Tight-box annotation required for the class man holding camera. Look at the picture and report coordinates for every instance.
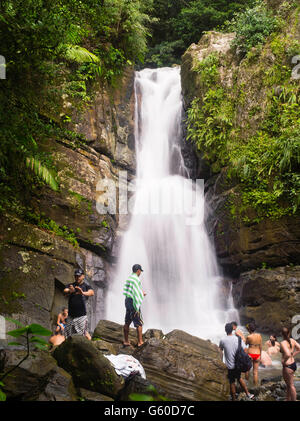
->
[63,268,94,340]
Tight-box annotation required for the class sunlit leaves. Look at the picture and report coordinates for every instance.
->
[26,157,59,191]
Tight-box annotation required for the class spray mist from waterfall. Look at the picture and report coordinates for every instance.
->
[105,67,238,342]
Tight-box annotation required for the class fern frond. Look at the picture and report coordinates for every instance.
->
[26,157,59,191]
[64,45,100,63]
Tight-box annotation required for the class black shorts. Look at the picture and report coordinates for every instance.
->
[228,368,241,384]
[125,297,143,328]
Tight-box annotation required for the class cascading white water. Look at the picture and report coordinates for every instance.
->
[106,67,238,342]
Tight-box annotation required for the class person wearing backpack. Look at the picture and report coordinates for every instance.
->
[219,323,254,401]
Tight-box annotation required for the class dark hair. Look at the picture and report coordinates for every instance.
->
[231,321,238,327]
[282,327,292,349]
[225,323,233,335]
[246,322,256,333]
[270,334,277,346]
[62,307,68,312]
[132,264,143,273]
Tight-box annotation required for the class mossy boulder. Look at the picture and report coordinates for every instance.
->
[53,335,124,398]
[92,320,229,401]
[93,319,139,347]
[2,349,77,401]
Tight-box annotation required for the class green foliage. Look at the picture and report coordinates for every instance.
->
[194,52,220,87]
[129,385,168,401]
[0,291,26,310]
[228,0,279,55]
[145,0,251,66]
[286,39,300,60]
[187,87,233,172]
[63,45,100,64]
[101,220,109,229]
[0,319,52,399]
[26,157,59,191]
[25,212,79,247]
[187,21,300,223]
[0,381,6,401]
[0,0,152,211]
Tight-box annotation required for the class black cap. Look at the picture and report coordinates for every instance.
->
[74,268,84,277]
[132,264,143,273]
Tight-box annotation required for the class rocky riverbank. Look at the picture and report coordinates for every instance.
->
[1,320,297,401]
[1,320,230,401]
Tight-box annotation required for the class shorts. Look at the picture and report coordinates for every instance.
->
[55,323,66,335]
[64,315,88,338]
[228,368,242,384]
[125,297,143,328]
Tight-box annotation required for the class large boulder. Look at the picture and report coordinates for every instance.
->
[1,349,77,401]
[92,320,229,401]
[53,335,124,398]
[232,265,300,334]
[78,388,114,401]
[93,319,139,347]
[117,375,164,401]
[132,331,228,401]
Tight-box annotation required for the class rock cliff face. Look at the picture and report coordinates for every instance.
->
[0,69,136,336]
[233,265,300,334]
[181,5,300,332]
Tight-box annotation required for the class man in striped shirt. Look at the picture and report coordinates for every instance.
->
[123,264,146,348]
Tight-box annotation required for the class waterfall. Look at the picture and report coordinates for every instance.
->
[106,67,238,342]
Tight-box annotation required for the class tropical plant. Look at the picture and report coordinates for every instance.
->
[229,0,279,54]
[26,157,59,191]
[144,0,251,66]
[0,0,152,213]
[62,45,100,64]
[0,318,52,401]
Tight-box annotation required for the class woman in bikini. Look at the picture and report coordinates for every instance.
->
[280,327,300,401]
[245,322,262,386]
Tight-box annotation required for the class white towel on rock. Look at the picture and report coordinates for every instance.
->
[104,354,146,379]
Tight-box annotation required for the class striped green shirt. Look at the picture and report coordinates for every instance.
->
[123,273,144,311]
